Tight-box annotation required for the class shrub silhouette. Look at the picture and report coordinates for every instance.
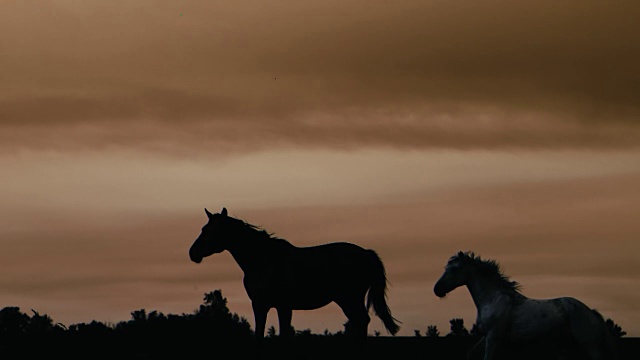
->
[267,325,277,337]
[68,320,113,336]
[0,306,65,338]
[426,325,440,337]
[0,307,30,336]
[447,318,469,337]
[111,289,252,341]
[606,318,627,338]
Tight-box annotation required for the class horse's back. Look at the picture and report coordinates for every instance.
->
[294,242,374,277]
[300,241,368,254]
[507,296,616,359]
[556,297,604,328]
[539,296,605,337]
[296,242,371,265]
[251,242,377,307]
[509,297,569,339]
[509,297,601,336]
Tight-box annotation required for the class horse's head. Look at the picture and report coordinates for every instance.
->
[189,207,232,263]
[434,251,472,298]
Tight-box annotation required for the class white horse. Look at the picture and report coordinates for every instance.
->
[434,251,618,360]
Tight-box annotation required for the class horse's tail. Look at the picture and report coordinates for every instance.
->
[366,249,401,335]
[592,309,620,360]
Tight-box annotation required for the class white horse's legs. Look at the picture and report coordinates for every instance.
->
[483,333,500,360]
[467,336,485,360]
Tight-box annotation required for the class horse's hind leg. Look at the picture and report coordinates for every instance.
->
[276,307,294,337]
[567,311,608,359]
[577,341,607,360]
[579,345,604,360]
[336,298,370,337]
[252,301,269,339]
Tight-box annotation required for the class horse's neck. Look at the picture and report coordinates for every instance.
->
[466,271,511,310]
[227,246,253,273]
[225,229,269,274]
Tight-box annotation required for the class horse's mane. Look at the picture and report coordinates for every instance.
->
[458,251,522,293]
[227,216,294,248]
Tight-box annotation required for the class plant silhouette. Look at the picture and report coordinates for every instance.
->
[189,207,401,338]
[447,318,470,337]
[0,295,634,360]
[426,325,440,338]
[606,319,627,338]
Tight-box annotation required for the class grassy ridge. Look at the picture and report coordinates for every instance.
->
[1,335,637,359]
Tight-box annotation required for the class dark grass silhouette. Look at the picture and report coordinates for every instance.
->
[0,291,254,359]
[434,251,620,360]
[189,207,400,338]
[0,297,635,360]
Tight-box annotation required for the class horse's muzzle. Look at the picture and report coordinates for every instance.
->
[434,284,447,298]
[189,249,202,263]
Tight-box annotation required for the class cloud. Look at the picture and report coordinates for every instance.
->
[1,0,639,153]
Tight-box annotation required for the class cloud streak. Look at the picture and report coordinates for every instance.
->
[1,1,639,153]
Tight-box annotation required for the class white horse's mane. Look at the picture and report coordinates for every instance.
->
[456,251,522,293]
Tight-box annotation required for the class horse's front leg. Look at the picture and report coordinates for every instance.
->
[276,307,294,337]
[483,333,500,360]
[252,301,269,338]
[467,336,486,360]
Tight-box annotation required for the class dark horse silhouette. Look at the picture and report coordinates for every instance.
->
[189,207,400,338]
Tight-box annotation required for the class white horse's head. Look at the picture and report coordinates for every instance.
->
[434,251,472,298]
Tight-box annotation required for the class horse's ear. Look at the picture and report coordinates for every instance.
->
[205,208,214,219]
[221,207,228,217]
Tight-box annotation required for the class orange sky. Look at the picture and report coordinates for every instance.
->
[1,1,639,336]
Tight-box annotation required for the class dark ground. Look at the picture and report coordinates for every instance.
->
[1,335,637,360]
